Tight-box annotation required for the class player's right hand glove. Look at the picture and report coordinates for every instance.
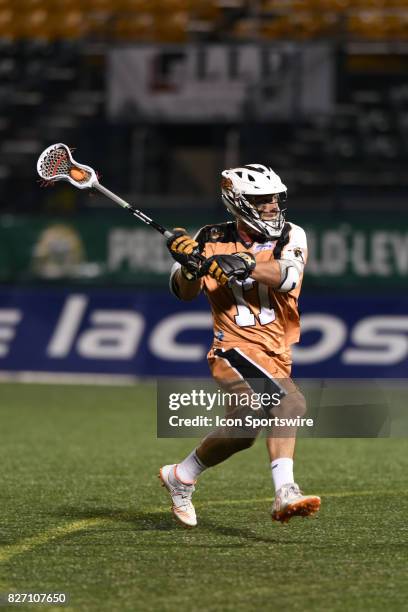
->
[166,228,202,281]
[201,252,256,286]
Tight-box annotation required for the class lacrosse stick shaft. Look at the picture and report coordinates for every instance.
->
[95,182,206,268]
[94,183,172,239]
[36,142,206,270]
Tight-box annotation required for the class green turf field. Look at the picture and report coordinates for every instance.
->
[0,383,407,612]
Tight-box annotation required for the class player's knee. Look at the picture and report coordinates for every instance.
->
[280,391,307,418]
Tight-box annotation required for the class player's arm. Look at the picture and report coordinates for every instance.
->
[170,263,203,301]
[252,224,307,292]
[202,224,307,292]
[200,251,303,292]
[251,259,303,292]
[167,228,204,301]
[250,260,281,287]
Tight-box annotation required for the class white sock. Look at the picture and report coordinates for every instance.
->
[271,457,294,492]
[176,450,207,484]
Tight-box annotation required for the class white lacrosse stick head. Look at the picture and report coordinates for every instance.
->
[37,143,98,190]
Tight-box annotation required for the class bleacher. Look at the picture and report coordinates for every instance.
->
[0,1,408,42]
[1,1,408,212]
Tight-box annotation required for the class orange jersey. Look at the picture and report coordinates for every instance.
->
[170,221,307,354]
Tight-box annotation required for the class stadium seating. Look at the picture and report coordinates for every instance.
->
[1,2,408,212]
[0,0,407,42]
[0,0,221,42]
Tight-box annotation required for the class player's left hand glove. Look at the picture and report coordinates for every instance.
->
[201,252,256,286]
[166,228,202,280]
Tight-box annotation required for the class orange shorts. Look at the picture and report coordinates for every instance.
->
[207,344,294,405]
[208,345,292,380]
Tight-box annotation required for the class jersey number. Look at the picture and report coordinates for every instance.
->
[231,279,275,327]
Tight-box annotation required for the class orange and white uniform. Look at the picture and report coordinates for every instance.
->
[170,220,307,391]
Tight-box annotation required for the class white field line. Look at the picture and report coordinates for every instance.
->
[0,371,145,386]
[0,518,111,564]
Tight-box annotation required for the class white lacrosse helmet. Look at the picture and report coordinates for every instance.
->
[221,164,287,239]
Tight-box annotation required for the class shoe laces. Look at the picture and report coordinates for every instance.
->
[180,483,195,500]
[172,476,195,500]
[287,483,302,496]
[180,482,195,498]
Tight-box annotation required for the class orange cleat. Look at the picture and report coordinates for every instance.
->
[272,483,321,524]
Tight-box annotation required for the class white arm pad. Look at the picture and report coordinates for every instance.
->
[169,262,182,299]
[277,259,301,292]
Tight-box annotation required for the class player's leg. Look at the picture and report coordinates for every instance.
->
[160,389,262,527]
[159,349,265,527]
[160,416,259,526]
[265,351,321,522]
[267,407,320,523]
[267,372,301,495]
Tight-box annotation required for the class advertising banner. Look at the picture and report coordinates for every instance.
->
[1,215,408,289]
[1,288,408,378]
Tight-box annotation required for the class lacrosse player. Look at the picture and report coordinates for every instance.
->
[160,164,320,527]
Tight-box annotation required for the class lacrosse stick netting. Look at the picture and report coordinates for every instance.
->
[36,143,175,239]
[37,143,98,189]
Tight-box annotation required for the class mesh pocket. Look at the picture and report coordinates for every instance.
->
[39,146,71,178]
